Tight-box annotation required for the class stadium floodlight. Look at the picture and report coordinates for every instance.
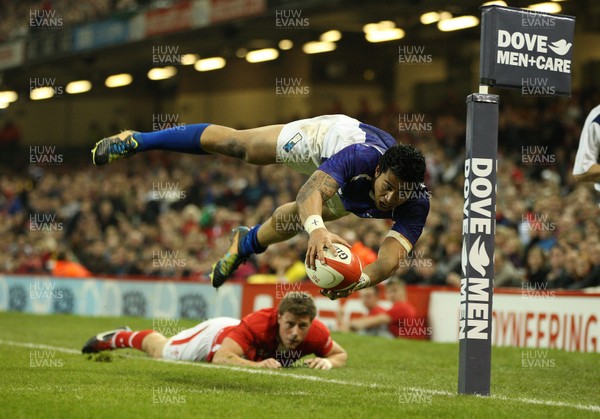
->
[105,73,133,88]
[365,28,405,43]
[194,57,226,72]
[278,39,293,50]
[246,48,279,63]
[66,80,92,94]
[320,30,342,42]
[181,54,198,65]
[422,11,453,24]
[437,15,480,31]
[0,101,8,109]
[147,66,177,80]
[420,12,441,24]
[527,2,562,13]
[363,20,395,33]
[30,87,55,100]
[302,41,337,54]
[0,90,18,103]
[364,20,405,43]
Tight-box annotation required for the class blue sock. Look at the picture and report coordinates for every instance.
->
[133,123,211,154]
[239,225,267,258]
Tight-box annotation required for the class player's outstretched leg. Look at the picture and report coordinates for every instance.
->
[82,327,166,358]
[210,202,341,288]
[210,226,252,288]
[91,123,283,166]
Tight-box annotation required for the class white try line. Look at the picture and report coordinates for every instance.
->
[1,339,599,413]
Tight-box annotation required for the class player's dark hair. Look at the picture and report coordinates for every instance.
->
[278,292,317,320]
[379,144,426,183]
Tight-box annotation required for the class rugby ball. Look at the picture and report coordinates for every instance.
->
[305,244,362,291]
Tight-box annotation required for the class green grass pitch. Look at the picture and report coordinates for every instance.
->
[0,312,598,418]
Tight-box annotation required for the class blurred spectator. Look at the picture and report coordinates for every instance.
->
[348,277,420,339]
[49,251,92,277]
[338,286,389,337]
[248,241,306,284]
[568,252,600,290]
[546,245,572,289]
[494,249,523,288]
[524,246,549,286]
[0,121,22,149]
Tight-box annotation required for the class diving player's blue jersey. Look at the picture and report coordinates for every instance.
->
[318,123,430,251]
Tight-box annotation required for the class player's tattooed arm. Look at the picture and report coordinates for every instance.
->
[296,170,339,222]
[297,169,339,204]
[297,170,348,268]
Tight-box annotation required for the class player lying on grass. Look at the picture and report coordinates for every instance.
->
[91,115,430,299]
[82,292,347,369]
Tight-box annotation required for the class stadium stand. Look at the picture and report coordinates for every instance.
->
[1,96,599,289]
[0,0,599,291]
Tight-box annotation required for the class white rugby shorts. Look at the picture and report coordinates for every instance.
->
[162,317,241,362]
[276,114,367,217]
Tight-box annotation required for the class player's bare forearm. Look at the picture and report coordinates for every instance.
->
[212,338,281,369]
[362,237,406,286]
[213,349,282,369]
[574,164,600,182]
[363,258,398,286]
[312,341,347,369]
[296,170,339,222]
[211,348,256,367]
[324,352,347,368]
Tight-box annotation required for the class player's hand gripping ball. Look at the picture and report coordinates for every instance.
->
[305,244,362,291]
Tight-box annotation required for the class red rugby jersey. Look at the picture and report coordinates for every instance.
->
[207,308,333,366]
[386,301,418,338]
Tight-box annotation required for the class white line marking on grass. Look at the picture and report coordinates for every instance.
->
[151,357,386,388]
[483,395,600,413]
[0,340,80,355]
[1,339,599,413]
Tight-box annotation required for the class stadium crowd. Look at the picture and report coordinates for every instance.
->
[1,89,600,290]
[0,0,146,42]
